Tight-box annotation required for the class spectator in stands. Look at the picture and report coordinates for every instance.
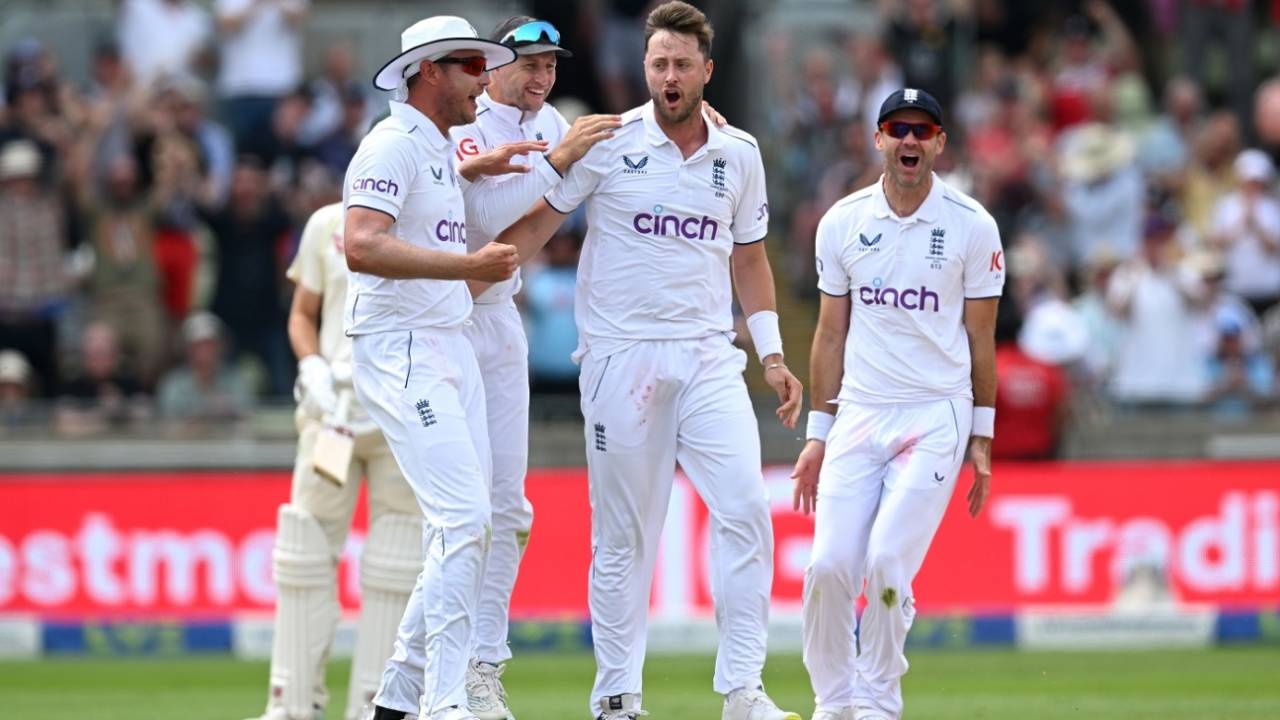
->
[55,321,149,436]
[0,140,70,397]
[239,86,314,193]
[299,43,372,147]
[1107,212,1209,406]
[69,150,169,388]
[590,0,651,113]
[214,0,308,149]
[310,83,367,179]
[1059,122,1146,270]
[1073,248,1124,388]
[157,311,253,428]
[993,310,1073,460]
[1205,315,1275,419]
[1,43,72,181]
[1209,149,1280,318]
[0,348,39,433]
[524,230,583,394]
[117,0,211,87]
[1138,76,1204,192]
[162,73,235,207]
[203,155,293,396]
[839,32,900,145]
[883,0,960,117]
[1183,110,1241,240]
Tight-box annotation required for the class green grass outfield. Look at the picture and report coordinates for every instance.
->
[2,648,1279,719]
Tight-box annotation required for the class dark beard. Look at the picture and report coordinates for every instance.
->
[653,90,702,124]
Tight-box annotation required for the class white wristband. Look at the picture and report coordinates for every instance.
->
[746,310,784,362]
[806,410,835,442]
[972,406,995,438]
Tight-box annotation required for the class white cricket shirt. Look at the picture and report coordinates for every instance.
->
[450,92,570,304]
[343,101,471,335]
[544,102,770,361]
[815,174,1004,404]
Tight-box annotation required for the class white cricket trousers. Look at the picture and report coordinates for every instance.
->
[353,328,494,718]
[463,300,534,665]
[802,398,972,719]
[579,335,775,709]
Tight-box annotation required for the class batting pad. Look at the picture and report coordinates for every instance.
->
[269,504,340,719]
[345,512,422,720]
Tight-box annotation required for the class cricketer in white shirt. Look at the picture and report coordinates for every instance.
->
[792,87,1002,720]
[493,22,803,714]
[522,98,800,717]
[338,18,521,717]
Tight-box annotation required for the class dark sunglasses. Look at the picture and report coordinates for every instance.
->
[879,121,942,140]
[502,20,561,47]
[434,55,489,77]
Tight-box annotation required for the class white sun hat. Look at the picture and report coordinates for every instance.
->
[373,15,517,92]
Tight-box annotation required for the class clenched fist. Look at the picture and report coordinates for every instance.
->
[466,242,519,282]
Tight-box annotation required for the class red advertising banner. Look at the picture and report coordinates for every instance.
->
[1,462,1276,618]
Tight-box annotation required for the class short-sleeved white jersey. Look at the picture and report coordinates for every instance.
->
[815,174,1004,404]
[343,101,471,335]
[287,202,350,365]
[450,92,570,304]
[544,102,770,361]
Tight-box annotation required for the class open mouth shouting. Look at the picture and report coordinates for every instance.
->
[899,151,922,174]
[663,86,682,110]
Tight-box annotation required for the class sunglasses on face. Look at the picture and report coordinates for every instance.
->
[879,121,942,140]
[434,55,488,77]
[502,20,561,47]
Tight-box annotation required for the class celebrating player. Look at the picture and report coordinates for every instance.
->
[341,16,519,720]
[791,88,1003,720]
[493,3,803,718]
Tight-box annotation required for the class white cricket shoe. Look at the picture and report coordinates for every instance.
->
[810,708,854,720]
[853,706,894,720]
[594,693,647,719]
[722,687,801,720]
[466,659,515,720]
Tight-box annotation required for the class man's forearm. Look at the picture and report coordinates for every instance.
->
[809,328,845,415]
[969,334,997,409]
[731,247,778,316]
[348,231,472,280]
[287,313,320,360]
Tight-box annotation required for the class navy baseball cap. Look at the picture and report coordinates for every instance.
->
[877,88,943,126]
[492,16,572,57]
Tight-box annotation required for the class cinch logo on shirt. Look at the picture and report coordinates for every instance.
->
[435,218,466,244]
[632,206,719,241]
[351,177,400,196]
[858,280,940,312]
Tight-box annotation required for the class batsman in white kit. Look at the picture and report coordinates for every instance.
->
[496,3,803,718]
[791,88,1002,720]
[340,16,521,720]
[245,202,422,720]
[365,15,620,720]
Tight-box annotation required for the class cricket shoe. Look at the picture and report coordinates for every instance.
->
[594,693,647,719]
[853,706,894,720]
[722,687,801,720]
[466,659,515,720]
[810,708,854,720]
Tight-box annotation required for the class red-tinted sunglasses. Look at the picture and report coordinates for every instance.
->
[435,56,488,77]
[879,121,942,140]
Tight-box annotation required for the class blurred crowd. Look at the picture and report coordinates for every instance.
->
[4,0,1280,445]
[764,0,1280,457]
